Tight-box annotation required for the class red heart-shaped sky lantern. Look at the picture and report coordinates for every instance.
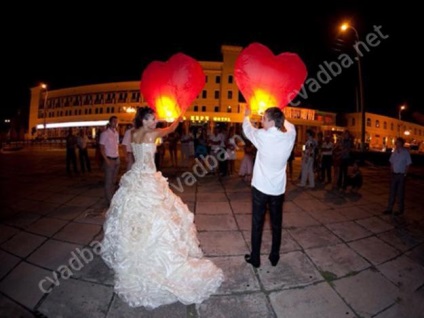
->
[140,53,205,121]
[234,42,307,115]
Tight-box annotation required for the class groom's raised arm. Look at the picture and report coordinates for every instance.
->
[242,115,259,148]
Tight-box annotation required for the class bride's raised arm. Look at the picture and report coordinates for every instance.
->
[155,116,182,139]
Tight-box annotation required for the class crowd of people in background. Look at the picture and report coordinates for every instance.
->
[64,116,413,217]
[65,120,362,195]
[296,128,363,194]
[65,127,92,175]
[65,118,255,184]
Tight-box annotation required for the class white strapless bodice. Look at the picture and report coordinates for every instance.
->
[131,142,157,173]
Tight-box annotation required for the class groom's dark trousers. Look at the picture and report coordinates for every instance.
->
[250,187,285,265]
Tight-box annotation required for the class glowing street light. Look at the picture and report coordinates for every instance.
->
[399,104,406,121]
[41,83,48,138]
[340,22,365,151]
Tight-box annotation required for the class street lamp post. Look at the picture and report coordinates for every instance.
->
[398,104,406,121]
[340,23,365,152]
[41,83,48,139]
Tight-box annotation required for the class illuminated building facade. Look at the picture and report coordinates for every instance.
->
[28,45,422,151]
[345,112,424,150]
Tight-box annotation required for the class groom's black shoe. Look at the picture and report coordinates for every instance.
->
[268,255,280,267]
[244,254,260,268]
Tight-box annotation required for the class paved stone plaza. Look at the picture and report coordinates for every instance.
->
[0,146,423,317]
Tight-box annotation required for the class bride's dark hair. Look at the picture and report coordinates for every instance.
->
[135,106,155,129]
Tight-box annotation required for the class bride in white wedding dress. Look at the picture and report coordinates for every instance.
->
[101,106,224,309]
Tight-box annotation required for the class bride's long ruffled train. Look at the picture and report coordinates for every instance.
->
[101,143,224,309]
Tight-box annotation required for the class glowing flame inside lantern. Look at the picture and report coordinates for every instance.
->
[249,89,278,115]
[155,96,181,122]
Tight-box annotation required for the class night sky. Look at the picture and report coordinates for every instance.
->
[4,2,422,125]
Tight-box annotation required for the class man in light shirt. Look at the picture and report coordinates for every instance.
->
[243,107,296,268]
[100,116,120,207]
[121,123,135,172]
[383,137,412,216]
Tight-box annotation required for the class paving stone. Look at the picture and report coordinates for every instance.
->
[377,255,424,292]
[176,191,195,204]
[355,216,394,234]
[326,220,373,242]
[0,262,52,309]
[196,192,228,202]
[27,217,68,237]
[257,251,322,290]
[66,195,101,207]
[289,226,342,249]
[196,201,232,215]
[337,206,372,220]
[0,224,19,244]
[360,203,387,216]
[72,254,114,286]
[283,211,320,228]
[294,199,331,213]
[212,256,260,294]
[195,214,237,231]
[333,269,399,318]
[0,294,34,318]
[282,201,304,213]
[197,293,274,318]
[406,244,424,267]
[53,222,102,245]
[377,229,421,252]
[270,282,354,318]
[307,209,350,224]
[44,193,76,204]
[226,191,252,201]
[196,183,225,194]
[306,243,370,278]
[223,179,251,192]
[348,236,400,265]
[37,277,113,317]
[73,208,106,225]
[229,201,251,214]
[0,250,21,280]
[3,212,41,229]
[47,205,85,220]
[198,231,247,256]
[1,231,46,258]
[27,239,82,270]
[107,294,189,318]
[11,199,44,214]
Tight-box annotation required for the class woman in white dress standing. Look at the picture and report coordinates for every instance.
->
[101,106,224,309]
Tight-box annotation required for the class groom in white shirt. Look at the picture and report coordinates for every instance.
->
[243,107,296,268]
